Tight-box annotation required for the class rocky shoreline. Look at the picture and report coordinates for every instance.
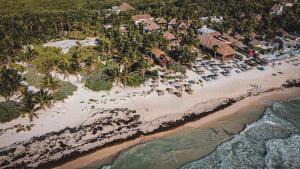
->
[0,80,299,169]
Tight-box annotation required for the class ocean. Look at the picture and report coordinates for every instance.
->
[95,97,300,169]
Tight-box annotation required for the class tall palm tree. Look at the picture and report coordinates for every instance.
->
[139,60,150,80]
[0,68,23,101]
[41,74,60,94]
[58,55,70,80]
[34,89,53,110]
[49,56,61,77]
[22,46,37,64]
[21,89,37,122]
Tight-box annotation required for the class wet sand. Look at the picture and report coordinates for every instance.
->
[56,88,300,169]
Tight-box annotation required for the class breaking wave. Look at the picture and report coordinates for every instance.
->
[180,97,300,169]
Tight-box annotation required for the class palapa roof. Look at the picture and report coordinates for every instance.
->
[233,33,244,40]
[158,17,167,24]
[168,18,177,25]
[143,19,160,31]
[163,31,176,40]
[132,14,152,22]
[118,2,135,12]
[151,48,168,59]
[255,14,262,21]
[221,34,239,43]
[197,35,235,56]
[177,22,188,29]
[271,3,281,11]
[209,32,221,37]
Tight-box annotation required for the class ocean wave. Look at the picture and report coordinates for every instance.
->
[180,99,300,169]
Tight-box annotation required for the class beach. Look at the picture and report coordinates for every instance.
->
[0,55,300,168]
[55,87,300,169]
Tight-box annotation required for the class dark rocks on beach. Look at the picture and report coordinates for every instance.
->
[282,79,300,88]
[1,86,297,169]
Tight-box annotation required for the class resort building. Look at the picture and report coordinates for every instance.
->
[150,48,173,67]
[197,35,235,60]
[111,2,135,14]
[168,18,177,30]
[163,31,179,49]
[197,25,221,37]
[157,17,167,28]
[118,2,135,12]
[270,3,284,15]
[255,14,263,22]
[177,22,188,34]
[132,14,153,25]
[200,16,224,23]
[142,19,160,33]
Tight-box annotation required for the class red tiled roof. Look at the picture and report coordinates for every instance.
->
[132,14,152,22]
[118,2,135,12]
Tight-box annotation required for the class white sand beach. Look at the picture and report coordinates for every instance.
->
[0,55,300,148]
[55,87,300,169]
[0,51,300,169]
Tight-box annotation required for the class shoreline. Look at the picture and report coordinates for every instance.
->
[55,87,300,169]
[0,66,300,168]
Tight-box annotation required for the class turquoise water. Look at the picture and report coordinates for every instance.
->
[92,97,300,169]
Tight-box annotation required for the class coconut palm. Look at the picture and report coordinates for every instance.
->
[49,55,61,77]
[22,46,37,64]
[41,74,60,94]
[34,89,53,110]
[21,89,38,122]
[58,55,70,80]
[138,60,150,80]
[0,68,23,101]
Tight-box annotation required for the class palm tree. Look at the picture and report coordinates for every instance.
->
[22,46,37,64]
[59,55,70,80]
[68,52,81,80]
[49,56,61,77]
[139,60,150,80]
[212,45,219,59]
[41,74,60,94]
[34,89,53,110]
[21,89,38,122]
[0,68,23,101]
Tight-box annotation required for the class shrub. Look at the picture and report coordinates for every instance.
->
[24,67,77,101]
[126,72,144,87]
[84,70,113,91]
[0,101,22,123]
[54,81,78,101]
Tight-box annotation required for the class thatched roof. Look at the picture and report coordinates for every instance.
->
[118,2,135,12]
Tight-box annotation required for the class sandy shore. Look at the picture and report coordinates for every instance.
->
[0,55,300,168]
[55,87,300,169]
